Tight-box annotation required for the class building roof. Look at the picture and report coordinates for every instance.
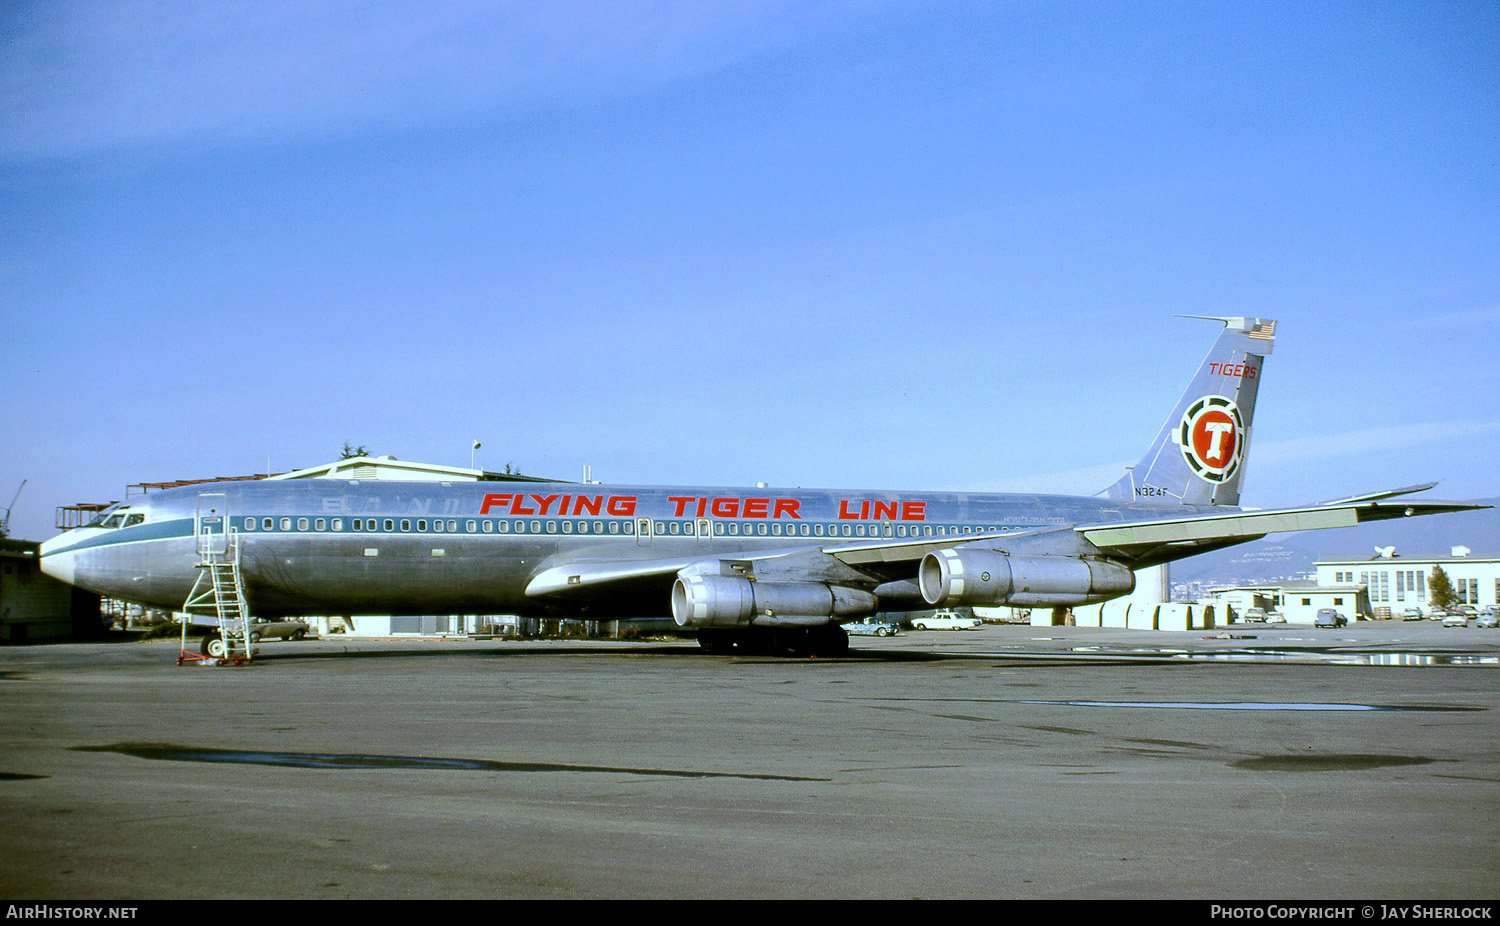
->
[1316,552,1500,566]
[269,456,565,484]
[121,456,567,497]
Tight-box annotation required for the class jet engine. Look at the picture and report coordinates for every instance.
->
[672,574,877,629]
[919,548,1134,608]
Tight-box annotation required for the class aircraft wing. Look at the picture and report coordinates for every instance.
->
[524,545,848,599]
[1076,497,1488,560]
[523,495,1487,601]
[525,557,699,597]
[823,496,1489,570]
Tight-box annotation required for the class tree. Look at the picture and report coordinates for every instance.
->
[340,442,371,460]
[1428,565,1457,611]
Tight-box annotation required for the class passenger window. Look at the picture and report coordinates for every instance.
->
[467,520,477,532]
[383,519,394,531]
[281,518,292,531]
[401,519,411,532]
[594,520,604,534]
[447,520,457,532]
[264,518,274,530]
[531,520,541,533]
[315,518,326,531]
[562,521,573,534]
[332,519,342,531]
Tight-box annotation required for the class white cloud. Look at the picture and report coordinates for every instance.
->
[1254,420,1500,468]
[0,0,872,159]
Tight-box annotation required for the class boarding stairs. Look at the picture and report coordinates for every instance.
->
[178,496,253,665]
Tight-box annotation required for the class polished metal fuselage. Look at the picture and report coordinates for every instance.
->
[39,479,1217,618]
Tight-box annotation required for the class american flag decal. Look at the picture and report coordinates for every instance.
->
[1248,320,1276,340]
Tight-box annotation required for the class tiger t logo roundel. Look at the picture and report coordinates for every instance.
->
[1178,395,1244,483]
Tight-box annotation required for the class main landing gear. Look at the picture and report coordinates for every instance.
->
[697,626,850,658]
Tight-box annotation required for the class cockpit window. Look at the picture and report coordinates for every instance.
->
[84,507,143,530]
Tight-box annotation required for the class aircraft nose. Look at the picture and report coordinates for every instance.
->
[38,534,77,585]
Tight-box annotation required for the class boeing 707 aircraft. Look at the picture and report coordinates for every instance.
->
[38,317,1481,656]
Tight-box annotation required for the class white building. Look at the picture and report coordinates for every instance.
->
[1315,548,1499,616]
[1272,581,1372,623]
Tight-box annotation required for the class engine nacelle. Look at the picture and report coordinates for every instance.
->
[919,549,1135,608]
[672,575,877,629]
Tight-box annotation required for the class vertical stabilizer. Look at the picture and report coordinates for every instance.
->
[1102,317,1276,507]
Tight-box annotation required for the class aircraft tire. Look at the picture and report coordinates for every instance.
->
[809,626,849,658]
[773,630,811,658]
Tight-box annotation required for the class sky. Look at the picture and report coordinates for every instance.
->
[2,0,1497,541]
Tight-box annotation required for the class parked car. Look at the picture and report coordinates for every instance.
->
[1401,608,1426,621]
[1442,612,1470,628]
[910,611,982,631]
[1476,610,1499,629]
[1314,608,1347,629]
[845,620,901,637]
[1264,611,1286,624]
[1241,608,1268,623]
[247,617,312,642]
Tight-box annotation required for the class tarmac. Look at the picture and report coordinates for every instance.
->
[1,622,1496,899]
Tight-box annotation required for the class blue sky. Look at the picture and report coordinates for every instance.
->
[2,1,1497,540]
